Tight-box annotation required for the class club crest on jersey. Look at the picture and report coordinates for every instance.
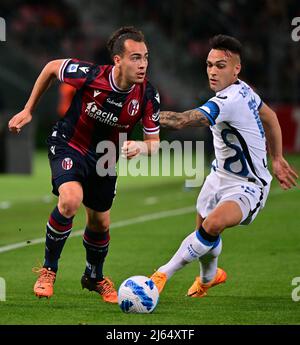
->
[128,99,139,116]
[62,158,73,170]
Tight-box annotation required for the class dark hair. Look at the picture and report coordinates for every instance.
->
[210,34,242,59]
[107,26,146,59]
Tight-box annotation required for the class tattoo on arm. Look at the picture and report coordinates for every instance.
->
[160,109,210,129]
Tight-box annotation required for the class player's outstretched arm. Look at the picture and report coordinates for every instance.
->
[8,59,64,134]
[160,109,210,129]
[259,102,298,189]
[121,134,160,159]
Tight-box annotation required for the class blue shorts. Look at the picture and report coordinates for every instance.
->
[47,133,117,212]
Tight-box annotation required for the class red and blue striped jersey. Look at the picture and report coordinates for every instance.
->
[55,59,160,158]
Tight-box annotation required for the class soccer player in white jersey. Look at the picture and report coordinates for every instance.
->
[150,34,298,297]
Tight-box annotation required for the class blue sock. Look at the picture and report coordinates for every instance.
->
[83,227,110,281]
[44,206,73,272]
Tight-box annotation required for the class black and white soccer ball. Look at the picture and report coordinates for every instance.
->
[118,275,159,313]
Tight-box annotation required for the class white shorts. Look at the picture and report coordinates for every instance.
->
[196,170,270,225]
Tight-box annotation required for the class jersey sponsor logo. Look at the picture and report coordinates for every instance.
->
[93,90,101,97]
[79,66,90,74]
[85,102,129,129]
[66,64,79,73]
[128,99,140,116]
[216,95,227,99]
[106,98,123,107]
[62,158,73,170]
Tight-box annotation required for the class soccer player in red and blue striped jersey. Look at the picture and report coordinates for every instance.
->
[8,27,160,303]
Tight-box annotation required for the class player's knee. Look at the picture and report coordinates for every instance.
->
[58,197,81,218]
[202,216,224,236]
[87,217,110,232]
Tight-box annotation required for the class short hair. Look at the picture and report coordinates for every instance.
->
[107,26,146,59]
[210,34,242,59]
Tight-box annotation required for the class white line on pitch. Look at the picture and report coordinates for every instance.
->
[0,206,195,254]
[0,187,298,254]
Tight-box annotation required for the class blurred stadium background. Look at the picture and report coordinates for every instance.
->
[0,0,300,325]
[0,0,300,172]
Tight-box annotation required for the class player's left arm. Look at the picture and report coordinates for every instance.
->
[259,102,298,189]
[121,134,160,159]
[160,109,210,129]
[121,84,160,159]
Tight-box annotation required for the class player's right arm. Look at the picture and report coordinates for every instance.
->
[8,59,64,133]
[160,109,210,129]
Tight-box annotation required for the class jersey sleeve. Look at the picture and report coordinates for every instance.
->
[195,96,232,126]
[142,84,160,135]
[58,58,96,89]
[253,91,263,110]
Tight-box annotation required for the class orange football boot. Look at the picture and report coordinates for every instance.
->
[150,271,168,293]
[33,267,56,298]
[187,268,227,298]
[81,275,118,303]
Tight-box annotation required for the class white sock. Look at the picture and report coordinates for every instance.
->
[158,231,214,279]
[199,238,222,283]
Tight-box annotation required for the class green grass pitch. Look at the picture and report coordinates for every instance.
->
[0,152,299,325]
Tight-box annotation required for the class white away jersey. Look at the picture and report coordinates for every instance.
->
[196,79,272,187]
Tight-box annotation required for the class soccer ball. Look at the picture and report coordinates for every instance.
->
[118,275,159,313]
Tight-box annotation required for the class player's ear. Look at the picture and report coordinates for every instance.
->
[234,63,241,76]
[113,55,121,66]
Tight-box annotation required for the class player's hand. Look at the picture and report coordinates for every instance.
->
[8,108,32,134]
[121,140,141,159]
[272,157,298,190]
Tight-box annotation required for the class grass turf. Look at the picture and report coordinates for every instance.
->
[0,152,299,325]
